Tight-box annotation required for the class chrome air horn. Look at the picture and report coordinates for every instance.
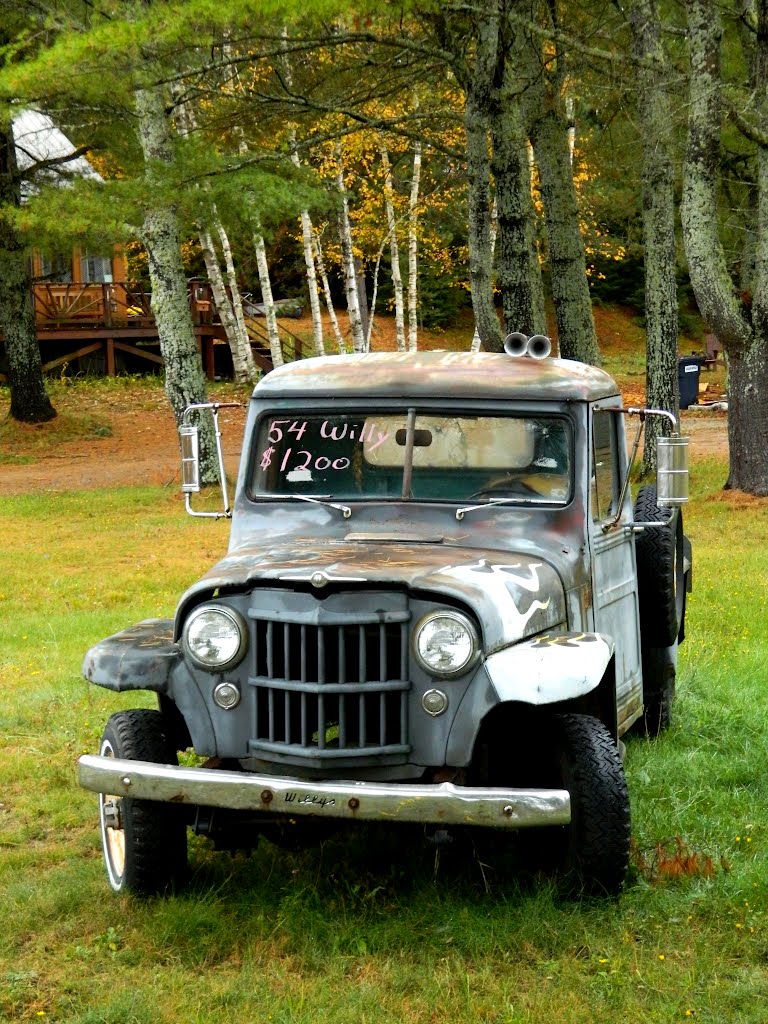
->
[503,333,552,359]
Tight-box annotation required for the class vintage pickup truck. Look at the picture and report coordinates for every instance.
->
[78,338,691,897]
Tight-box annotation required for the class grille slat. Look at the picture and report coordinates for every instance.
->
[249,611,410,762]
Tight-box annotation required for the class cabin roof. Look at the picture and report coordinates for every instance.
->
[12,109,101,189]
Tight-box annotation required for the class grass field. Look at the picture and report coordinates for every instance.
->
[2,443,768,1022]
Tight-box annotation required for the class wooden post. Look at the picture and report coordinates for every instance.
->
[106,338,115,376]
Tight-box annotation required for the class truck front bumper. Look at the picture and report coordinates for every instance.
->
[78,755,571,831]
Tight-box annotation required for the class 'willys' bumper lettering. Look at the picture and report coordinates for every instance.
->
[78,755,570,830]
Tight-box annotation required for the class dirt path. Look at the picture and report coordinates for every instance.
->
[0,391,727,497]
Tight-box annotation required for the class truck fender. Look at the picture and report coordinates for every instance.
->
[485,632,615,705]
[445,632,616,766]
[82,619,178,693]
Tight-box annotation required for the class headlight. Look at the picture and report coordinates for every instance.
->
[183,605,247,671]
[413,611,479,677]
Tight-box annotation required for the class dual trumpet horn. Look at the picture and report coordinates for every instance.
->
[503,332,552,360]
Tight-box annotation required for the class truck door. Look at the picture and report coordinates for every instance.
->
[588,406,643,731]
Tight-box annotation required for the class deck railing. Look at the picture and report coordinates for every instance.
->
[32,280,214,329]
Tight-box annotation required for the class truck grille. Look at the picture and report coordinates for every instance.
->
[247,604,411,764]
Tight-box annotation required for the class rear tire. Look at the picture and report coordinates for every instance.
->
[634,485,685,647]
[98,709,187,895]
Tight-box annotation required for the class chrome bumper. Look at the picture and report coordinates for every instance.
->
[78,755,571,830]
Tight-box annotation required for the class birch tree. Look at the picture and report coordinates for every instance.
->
[407,134,422,351]
[380,143,406,351]
[336,142,366,353]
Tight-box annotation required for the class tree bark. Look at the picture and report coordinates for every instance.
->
[199,226,255,383]
[462,9,504,352]
[0,124,56,423]
[380,143,406,352]
[529,105,599,364]
[407,134,422,351]
[628,0,680,474]
[681,0,768,494]
[490,50,545,339]
[313,230,346,353]
[134,86,217,483]
[253,232,284,368]
[336,143,366,353]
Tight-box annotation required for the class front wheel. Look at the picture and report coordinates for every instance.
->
[555,714,630,897]
[98,709,187,895]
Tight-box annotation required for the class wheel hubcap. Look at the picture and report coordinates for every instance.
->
[99,739,127,887]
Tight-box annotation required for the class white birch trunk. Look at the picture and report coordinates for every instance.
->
[313,230,346,353]
[288,152,324,355]
[380,143,406,352]
[253,233,283,368]
[199,227,254,383]
[336,142,366,353]
[407,138,422,352]
[216,219,256,376]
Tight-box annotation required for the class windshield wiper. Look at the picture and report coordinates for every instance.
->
[290,494,352,519]
[455,496,549,521]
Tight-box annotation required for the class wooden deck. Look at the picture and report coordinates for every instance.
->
[0,281,312,381]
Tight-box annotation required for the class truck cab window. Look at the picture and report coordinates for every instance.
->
[591,410,619,522]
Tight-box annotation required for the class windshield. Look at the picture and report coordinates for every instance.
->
[249,410,572,504]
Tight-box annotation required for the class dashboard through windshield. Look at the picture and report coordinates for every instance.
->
[249,410,572,505]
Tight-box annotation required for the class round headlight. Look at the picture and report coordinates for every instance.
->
[184,605,247,671]
[414,611,479,677]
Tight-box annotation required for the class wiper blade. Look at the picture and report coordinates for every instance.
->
[290,494,352,519]
[455,496,548,521]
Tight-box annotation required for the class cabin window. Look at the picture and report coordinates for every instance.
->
[80,253,113,283]
[39,251,72,283]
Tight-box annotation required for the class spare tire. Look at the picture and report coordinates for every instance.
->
[633,484,685,648]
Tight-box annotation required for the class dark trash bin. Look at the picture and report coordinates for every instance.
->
[678,356,704,409]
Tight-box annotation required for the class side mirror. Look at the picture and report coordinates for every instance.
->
[179,423,200,493]
[179,402,243,519]
[656,435,689,507]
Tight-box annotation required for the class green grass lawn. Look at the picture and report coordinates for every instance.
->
[1,456,768,1023]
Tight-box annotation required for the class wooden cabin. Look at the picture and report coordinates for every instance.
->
[23,243,221,378]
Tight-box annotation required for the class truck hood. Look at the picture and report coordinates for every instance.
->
[177,540,567,653]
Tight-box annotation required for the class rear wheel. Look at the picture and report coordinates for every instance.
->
[555,714,630,897]
[634,485,685,647]
[98,709,187,895]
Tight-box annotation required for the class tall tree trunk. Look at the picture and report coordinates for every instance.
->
[216,220,254,369]
[462,9,504,353]
[470,198,498,352]
[253,233,283,368]
[529,106,599,364]
[681,0,768,494]
[135,86,217,483]
[628,0,680,474]
[0,125,55,423]
[407,135,422,352]
[336,143,366,353]
[380,143,406,351]
[313,230,346,353]
[490,54,545,339]
[199,227,255,383]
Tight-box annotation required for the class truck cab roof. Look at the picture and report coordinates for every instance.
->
[254,352,620,404]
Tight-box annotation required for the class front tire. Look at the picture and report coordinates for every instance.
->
[556,714,630,897]
[98,709,187,895]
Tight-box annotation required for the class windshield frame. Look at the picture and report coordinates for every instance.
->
[244,399,576,509]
